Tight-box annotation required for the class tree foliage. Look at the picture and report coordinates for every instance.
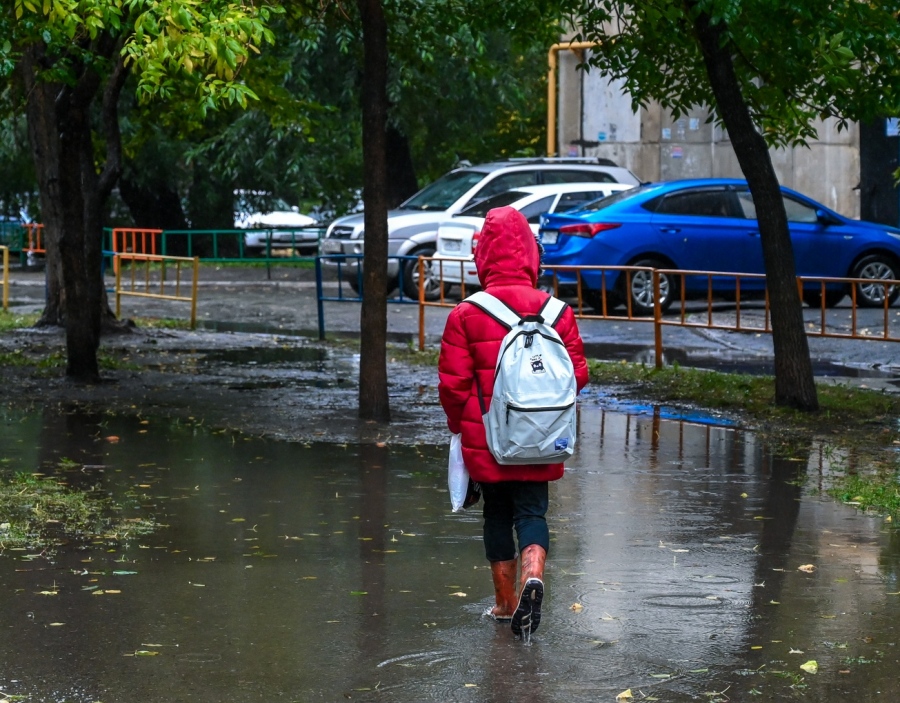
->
[573,0,900,146]
[2,0,282,380]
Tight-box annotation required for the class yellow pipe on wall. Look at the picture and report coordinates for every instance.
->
[547,41,602,157]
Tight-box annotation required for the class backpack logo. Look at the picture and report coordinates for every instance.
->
[466,291,578,466]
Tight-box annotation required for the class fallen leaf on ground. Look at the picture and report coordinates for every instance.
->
[616,689,633,700]
[800,660,818,674]
[570,603,583,612]
[798,564,816,573]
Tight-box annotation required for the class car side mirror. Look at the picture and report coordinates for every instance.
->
[816,209,841,226]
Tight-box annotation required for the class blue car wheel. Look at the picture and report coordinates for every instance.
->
[853,254,900,307]
[621,258,677,315]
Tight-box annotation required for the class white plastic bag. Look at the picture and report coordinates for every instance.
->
[448,432,469,512]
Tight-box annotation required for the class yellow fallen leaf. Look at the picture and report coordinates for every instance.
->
[570,602,584,612]
[449,592,467,597]
[616,689,633,701]
[800,660,818,674]
[798,564,816,573]
[48,623,64,627]
[463,684,477,688]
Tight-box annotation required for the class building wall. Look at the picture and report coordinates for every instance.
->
[556,50,861,218]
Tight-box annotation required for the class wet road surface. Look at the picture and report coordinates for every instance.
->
[1,403,898,702]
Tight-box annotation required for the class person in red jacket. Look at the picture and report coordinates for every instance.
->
[438,206,589,636]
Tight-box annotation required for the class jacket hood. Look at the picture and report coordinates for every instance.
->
[474,206,540,288]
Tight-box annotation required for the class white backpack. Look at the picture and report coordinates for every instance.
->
[465,291,578,465]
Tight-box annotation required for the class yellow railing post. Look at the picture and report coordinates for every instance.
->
[1,245,8,311]
[115,254,122,318]
[113,252,199,327]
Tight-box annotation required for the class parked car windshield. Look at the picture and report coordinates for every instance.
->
[456,190,531,217]
[400,170,489,211]
[579,183,655,213]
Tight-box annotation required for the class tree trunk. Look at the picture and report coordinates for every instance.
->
[22,41,128,382]
[693,11,819,411]
[356,0,391,422]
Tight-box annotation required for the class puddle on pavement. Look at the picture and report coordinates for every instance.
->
[198,345,360,390]
[202,347,329,364]
[0,406,899,702]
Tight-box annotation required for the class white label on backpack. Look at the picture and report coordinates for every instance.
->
[466,292,578,465]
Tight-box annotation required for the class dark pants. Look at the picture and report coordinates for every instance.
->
[481,481,550,562]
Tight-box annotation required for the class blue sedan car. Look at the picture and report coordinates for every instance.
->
[538,178,900,315]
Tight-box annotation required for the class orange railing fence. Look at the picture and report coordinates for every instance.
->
[417,258,900,367]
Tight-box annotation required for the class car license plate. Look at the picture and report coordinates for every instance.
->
[443,239,462,253]
[541,230,559,245]
[321,239,343,254]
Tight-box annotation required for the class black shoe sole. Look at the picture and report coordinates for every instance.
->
[511,578,543,636]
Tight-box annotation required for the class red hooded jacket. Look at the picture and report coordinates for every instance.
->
[438,206,589,483]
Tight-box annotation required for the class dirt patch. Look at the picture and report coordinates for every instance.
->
[0,325,449,446]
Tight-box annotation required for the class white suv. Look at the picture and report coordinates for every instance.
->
[320,158,641,299]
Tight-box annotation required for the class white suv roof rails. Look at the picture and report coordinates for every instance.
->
[502,156,620,167]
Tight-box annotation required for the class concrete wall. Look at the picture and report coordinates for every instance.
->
[556,49,861,218]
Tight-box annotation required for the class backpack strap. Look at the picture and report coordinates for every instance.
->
[539,295,568,328]
[463,291,521,330]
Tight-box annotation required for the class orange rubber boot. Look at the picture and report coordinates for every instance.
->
[488,559,518,621]
[511,544,546,636]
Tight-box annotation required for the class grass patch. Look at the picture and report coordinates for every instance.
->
[0,470,157,550]
[0,349,139,372]
[0,310,40,332]
[834,475,900,515]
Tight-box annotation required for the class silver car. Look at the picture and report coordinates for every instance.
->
[320,158,641,299]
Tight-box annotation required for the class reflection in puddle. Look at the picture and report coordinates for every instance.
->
[0,406,897,702]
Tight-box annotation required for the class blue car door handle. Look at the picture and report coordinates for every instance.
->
[660,227,681,234]
[747,231,760,237]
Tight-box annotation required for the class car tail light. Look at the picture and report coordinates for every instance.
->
[472,231,481,250]
[559,222,621,238]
